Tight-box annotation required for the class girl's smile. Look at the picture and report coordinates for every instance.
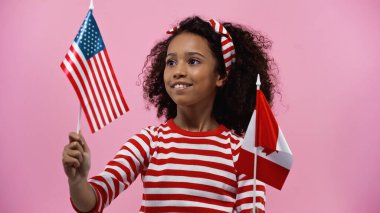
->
[170,81,193,91]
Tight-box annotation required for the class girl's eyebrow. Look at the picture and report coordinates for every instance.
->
[166,53,176,58]
[187,52,205,58]
[166,52,206,58]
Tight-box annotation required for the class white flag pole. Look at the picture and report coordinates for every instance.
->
[89,0,94,9]
[78,0,92,134]
[76,105,82,134]
[75,0,91,138]
[253,74,261,213]
[253,147,258,212]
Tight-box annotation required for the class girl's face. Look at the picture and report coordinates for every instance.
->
[164,32,224,109]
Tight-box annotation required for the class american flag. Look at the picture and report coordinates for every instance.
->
[61,9,129,133]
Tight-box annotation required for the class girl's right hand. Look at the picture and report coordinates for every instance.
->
[62,131,91,185]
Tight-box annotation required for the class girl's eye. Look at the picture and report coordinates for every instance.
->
[166,59,176,66]
[188,58,200,65]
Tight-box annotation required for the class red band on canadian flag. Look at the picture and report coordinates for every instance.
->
[255,90,279,155]
[237,147,291,190]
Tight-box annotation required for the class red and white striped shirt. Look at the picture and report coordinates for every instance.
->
[75,119,266,212]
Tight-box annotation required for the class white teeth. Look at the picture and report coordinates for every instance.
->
[174,84,190,89]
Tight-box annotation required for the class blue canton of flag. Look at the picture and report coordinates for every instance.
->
[75,10,105,59]
[61,9,129,133]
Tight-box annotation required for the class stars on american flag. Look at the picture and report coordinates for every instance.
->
[74,11,104,59]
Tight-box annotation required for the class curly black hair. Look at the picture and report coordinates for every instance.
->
[141,16,280,136]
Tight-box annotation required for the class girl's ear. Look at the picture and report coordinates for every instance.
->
[216,74,227,87]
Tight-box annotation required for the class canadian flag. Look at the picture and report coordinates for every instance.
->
[236,80,293,190]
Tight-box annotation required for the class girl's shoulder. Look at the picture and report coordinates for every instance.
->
[220,129,244,150]
[136,120,173,141]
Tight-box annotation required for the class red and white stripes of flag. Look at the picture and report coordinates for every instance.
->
[61,9,128,133]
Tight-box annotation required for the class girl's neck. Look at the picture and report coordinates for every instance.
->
[174,105,219,132]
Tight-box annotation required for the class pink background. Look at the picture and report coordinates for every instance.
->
[1,0,379,212]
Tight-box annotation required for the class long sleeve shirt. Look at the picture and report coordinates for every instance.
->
[73,119,266,212]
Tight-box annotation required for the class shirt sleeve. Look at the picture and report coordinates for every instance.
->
[71,126,155,213]
[231,135,267,213]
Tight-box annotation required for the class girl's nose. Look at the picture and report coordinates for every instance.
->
[173,62,186,79]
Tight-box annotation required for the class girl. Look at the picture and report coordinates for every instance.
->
[63,16,279,213]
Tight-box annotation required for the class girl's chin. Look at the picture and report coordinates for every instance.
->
[172,99,196,107]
